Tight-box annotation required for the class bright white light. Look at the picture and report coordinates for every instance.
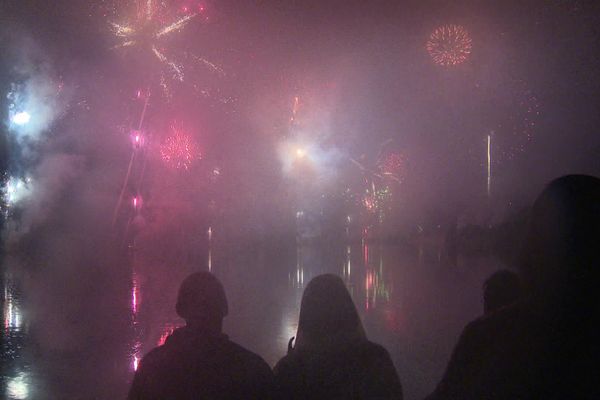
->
[295,148,307,158]
[7,372,29,399]
[4,176,33,206]
[12,112,31,126]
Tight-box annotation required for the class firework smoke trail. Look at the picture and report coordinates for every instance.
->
[111,90,151,227]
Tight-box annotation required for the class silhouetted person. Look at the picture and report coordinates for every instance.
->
[426,175,600,399]
[482,269,521,314]
[274,274,403,399]
[128,272,274,400]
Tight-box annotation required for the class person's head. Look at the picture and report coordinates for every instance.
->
[520,175,600,305]
[295,274,365,349]
[483,269,522,314]
[176,272,228,331]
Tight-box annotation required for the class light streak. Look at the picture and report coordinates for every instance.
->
[110,22,135,37]
[487,133,491,197]
[155,14,196,38]
[190,54,225,76]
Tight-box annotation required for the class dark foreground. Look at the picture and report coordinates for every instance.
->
[1,242,502,399]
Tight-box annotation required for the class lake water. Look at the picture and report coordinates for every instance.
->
[1,241,503,399]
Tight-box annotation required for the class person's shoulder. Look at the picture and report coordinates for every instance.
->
[136,343,173,374]
[363,340,392,358]
[226,339,272,371]
[469,301,528,331]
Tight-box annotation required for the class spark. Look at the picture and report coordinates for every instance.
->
[290,96,300,123]
[426,24,472,66]
[378,152,406,183]
[152,46,184,81]
[114,40,137,49]
[190,54,225,76]
[110,22,135,37]
[155,13,196,38]
[145,0,154,21]
[494,84,541,162]
[110,1,223,98]
[152,45,168,62]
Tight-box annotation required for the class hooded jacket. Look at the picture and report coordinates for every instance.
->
[128,326,274,400]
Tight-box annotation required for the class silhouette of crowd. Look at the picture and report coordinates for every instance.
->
[128,174,599,400]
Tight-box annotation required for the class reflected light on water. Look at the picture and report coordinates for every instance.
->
[208,247,212,272]
[7,372,29,400]
[3,280,22,332]
[342,245,352,279]
[290,246,305,288]
[130,272,142,371]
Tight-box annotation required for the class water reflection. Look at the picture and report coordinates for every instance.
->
[2,271,32,400]
[1,241,502,399]
[7,372,30,400]
[130,271,142,372]
[290,245,305,288]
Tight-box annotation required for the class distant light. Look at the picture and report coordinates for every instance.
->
[295,148,306,158]
[133,196,142,210]
[12,111,31,126]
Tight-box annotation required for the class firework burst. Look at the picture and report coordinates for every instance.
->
[493,83,541,162]
[377,152,406,182]
[160,124,201,170]
[110,0,221,97]
[426,24,472,66]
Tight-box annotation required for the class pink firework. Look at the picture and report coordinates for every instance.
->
[160,125,201,170]
[426,25,472,66]
[379,153,406,175]
[378,152,406,182]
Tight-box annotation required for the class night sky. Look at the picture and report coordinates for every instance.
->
[1,0,600,231]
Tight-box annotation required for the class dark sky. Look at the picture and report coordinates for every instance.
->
[1,0,600,227]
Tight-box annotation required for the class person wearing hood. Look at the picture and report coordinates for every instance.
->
[274,273,403,400]
[128,271,274,400]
